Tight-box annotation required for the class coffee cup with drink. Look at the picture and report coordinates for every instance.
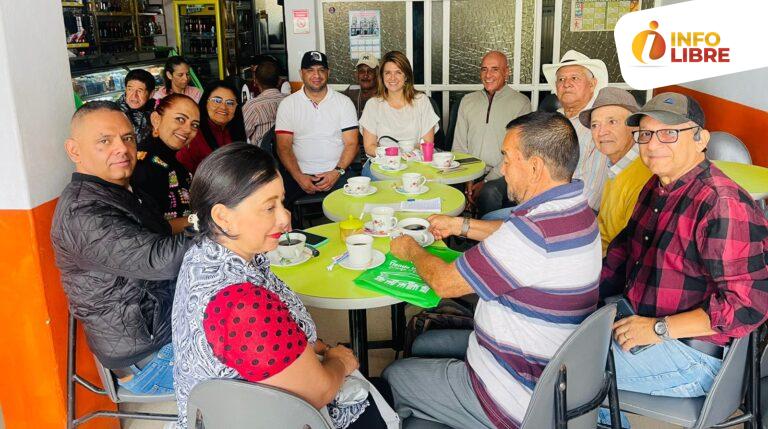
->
[277,232,307,261]
[345,234,373,268]
[383,146,401,170]
[401,173,426,193]
[370,206,398,234]
[344,176,372,195]
[432,152,455,169]
[397,218,430,245]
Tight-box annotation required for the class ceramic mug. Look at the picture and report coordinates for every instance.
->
[370,206,398,234]
[277,233,306,260]
[344,176,372,195]
[432,152,455,169]
[397,218,430,245]
[345,234,373,267]
[401,173,426,193]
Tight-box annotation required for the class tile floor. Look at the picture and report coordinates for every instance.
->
[120,304,723,429]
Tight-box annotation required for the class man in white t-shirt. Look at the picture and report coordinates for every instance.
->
[275,51,359,207]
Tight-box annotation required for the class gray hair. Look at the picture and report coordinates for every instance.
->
[506,111,580,181]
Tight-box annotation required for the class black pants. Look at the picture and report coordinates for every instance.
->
[476,177,515,218]
[346,378,393,429]
[281,167,351,209]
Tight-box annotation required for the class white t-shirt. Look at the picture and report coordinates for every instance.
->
[275,88,358,175]
[359,93,439,145]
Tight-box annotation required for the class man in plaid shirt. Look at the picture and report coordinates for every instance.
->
[599,92,768,425]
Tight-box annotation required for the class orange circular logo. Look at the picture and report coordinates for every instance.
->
[632,21,666,63]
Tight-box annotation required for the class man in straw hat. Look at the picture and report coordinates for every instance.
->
[578,87,652,255]
[543,50,610,210]
[599,92,768,426]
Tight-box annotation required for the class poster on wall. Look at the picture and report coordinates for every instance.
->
[292,9,310,34]
[571,0,641,32]
[349,10,381,60]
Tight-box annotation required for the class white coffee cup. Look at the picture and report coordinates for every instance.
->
[344,176,372,195]
[399,139,417,153]
[383,155,401,170]
[401,173,426,193]
[432,152,455,169]
[397,218,430,245]
[277,232,306,260]
[374,146,387,160]
[345,234,373,268]
[370,206,398,234]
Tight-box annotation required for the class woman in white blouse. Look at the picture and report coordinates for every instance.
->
[359,51,439,178]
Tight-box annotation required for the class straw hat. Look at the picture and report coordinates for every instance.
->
[543,50,609,93]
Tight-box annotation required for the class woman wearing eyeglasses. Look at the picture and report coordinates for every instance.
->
[176,80,247,173]
[132,93,201,233]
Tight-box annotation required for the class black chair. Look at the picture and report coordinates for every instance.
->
[66,312,177,428]
[442,93,465,152]
[538,93,562,113]
[428,96,447,151]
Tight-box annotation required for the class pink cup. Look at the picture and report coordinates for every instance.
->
[384,146,400,156]
[420,141,434,162]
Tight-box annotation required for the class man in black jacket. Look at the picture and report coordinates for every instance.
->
[51,101,191,394]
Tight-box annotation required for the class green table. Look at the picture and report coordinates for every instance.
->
[371,151,487,185]
[714,161,768,200]
[322,180,466,222]
[271,222,446,375]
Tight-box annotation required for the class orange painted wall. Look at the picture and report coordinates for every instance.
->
[0,199,118,429]
[656,85,768,168]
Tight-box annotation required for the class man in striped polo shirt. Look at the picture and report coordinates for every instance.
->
[384,111,602,428]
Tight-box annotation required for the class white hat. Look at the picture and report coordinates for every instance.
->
[355,53,379,69]
[542,50,608,93]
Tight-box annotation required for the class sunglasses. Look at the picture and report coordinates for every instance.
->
[208,96,237,108]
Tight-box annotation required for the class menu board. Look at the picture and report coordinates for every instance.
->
[570,0,641,32]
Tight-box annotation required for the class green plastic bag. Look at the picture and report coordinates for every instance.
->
[354,247,463,308]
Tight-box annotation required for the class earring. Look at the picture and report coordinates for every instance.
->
[152,128,159,137]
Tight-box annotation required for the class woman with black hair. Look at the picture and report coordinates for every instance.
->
[176,80,246,173]
[171,143,397,429]
[152,55,202,103]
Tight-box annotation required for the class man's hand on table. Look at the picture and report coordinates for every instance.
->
[313,170,341,191]
[427,214,462,241]
[613,315,662,352]
[390,235,421,261]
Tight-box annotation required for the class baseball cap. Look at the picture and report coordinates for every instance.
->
[301,51,329,69]
[626,92,705,127]
[579,87,640,128]
[356,53,379,69]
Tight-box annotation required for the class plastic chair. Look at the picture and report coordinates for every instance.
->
[403,304,618,429]
[443,93,465,152]
[605,330,760,428]
[428,96,447,151]
[66,312,177,428]
[706,131,752,164]
[186,378,332,429]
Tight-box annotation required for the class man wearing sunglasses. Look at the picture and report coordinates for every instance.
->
[598,92,768,426]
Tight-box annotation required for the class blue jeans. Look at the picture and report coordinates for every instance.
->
[481,207,513,220]
[361,159,377,180]
[598,340,723,427]
[117,343,175,394]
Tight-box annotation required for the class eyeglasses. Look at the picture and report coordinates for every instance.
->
[208,96,237,108]
[632,126,699,144]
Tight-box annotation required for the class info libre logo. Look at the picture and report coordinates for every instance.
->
[631,21,730,64]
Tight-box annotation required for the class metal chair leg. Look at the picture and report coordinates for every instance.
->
[67,313,76,429]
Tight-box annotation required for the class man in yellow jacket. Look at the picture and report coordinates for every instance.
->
[580,87,653,255]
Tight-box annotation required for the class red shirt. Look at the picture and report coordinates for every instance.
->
[176,119,233,173]
[601,161,768,345]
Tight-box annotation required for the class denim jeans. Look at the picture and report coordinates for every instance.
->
[361,159,377,180]
[117,342,175,395]
[598,339,723,428]
[481,207,513,220]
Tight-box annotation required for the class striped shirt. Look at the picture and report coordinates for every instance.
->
[455,181,602,428]
[560,106,610,210]
[243,88,287,146]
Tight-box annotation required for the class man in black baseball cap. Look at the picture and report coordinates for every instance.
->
[598,92,768,427]
[301,50,329,69]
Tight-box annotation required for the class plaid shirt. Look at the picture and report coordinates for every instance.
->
[601,160,768,346]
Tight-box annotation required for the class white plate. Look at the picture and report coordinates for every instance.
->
[343,186,378,197]
[267,247,313,267]
[393,185,430,195]
[379,164,408,172]
[339,249,386,270]
[431,160,460,170]
[363,221,394,237]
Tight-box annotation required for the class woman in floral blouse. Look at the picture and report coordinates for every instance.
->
[132,93,200,233]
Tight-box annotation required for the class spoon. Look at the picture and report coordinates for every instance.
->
[282,231,293,245]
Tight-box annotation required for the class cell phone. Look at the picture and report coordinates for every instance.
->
[291,229,329,248]
[614,298,653,355]
[456,157,482,165]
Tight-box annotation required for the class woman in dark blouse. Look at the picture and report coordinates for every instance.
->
[176,80,246,173]
[132,93,200,233]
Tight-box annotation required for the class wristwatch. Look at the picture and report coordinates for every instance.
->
[459,215,471,238]
[335,166,346,176]
[653,317,673,340]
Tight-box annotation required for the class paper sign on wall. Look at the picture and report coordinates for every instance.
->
[292,9,310,34]
[349,10,381,60]
[571,0,641,32]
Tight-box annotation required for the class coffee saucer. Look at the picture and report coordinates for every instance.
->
[343,186,377,197]
[431,160,460,170]
[392,230,435,247]
[266,247,313,267]
[339,249,386,270]
[363,221,393,238]
[394,185,429,195]
[379,164,408,172]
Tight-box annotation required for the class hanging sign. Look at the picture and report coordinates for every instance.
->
[292,9,310,34]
